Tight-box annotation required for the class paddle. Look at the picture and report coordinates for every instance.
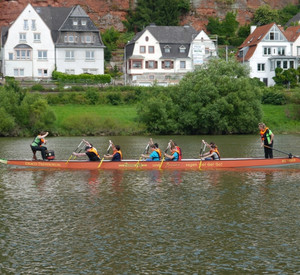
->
[136,143,150,168]
[66,139,84,163]
[159,142,171,170]
[263,145,299,159]
[199,141,207,170]
[98,141,112,168]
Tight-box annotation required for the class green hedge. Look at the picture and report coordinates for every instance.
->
[52,70,111,84]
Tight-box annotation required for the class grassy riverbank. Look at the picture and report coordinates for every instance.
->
[50,103,300,135]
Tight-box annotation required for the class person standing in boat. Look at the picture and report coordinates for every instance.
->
[72,139,100,161]
[200,140,221,160]
[141,144,161,161]
[30,131,49,160]
[104,141,122,161]
[259,122,274,159]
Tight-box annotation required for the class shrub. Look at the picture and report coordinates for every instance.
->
[261,88,287,105]
[31,84,44,91]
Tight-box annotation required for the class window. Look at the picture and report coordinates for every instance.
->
[276,61,281,68]
[297,47,300,56]
[9,53,13,60]
[86,50,95,60]
[15,49,31,60]
[205,48,209,55]
[145,36,149,42]
[263,47,271,55]
[81,35,92,43]
[14,68,24,76]
[132,60,142,68]
[73,20,78,26]
[180,61,186,69]
[140,46,146,53]
[290,61,294,69]
[65,50,75,60]
[23,20,28,30]
[38,69,48,77]
[257,63,265,71]
[283,60,288,69]
[34,33,41,42]
[81,20,87,26]
[82,68,98,74]
[69,35,74,43]
[149,75,154,80]
[278,47,285,55]
[179,46,186,53]
[38,50,47,60]
[270,60,275,71]
[164,46,171,53]
[265,26,284,41]
[162,60,173,69]
[145,60,157,69]
[148,46,154,53]
[31,20,36,30]
[19,33,26,41]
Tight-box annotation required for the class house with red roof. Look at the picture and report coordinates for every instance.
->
[237,23,296,86]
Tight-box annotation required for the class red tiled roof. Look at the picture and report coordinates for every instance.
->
[285,26,300,42]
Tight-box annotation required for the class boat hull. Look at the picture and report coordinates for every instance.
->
[1,157,300,170]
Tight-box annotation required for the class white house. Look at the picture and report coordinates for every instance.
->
[1,4,105,79]
[237,23,296,86]
[124,24,217,86]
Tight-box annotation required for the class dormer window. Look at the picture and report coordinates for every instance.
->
[81,20,87,26]
[73,20,78,26]
[164,46,171,53]
[179,45,186,53]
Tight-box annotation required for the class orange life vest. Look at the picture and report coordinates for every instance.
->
[175,146,182,160]
[260,127,268,141]
[154,148,161,159]
[210,148,221,160]
[88,147,100,159]
[113,150,123,160]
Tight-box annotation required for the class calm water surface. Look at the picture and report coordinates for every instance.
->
[0,135,300,274]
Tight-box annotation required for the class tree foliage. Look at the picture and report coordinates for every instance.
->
[206,12,239,45]
[123,0,190,32]
[273,67,300,88]
[137,59,263,134]
[252,5,279,26]
[0,79,56,136]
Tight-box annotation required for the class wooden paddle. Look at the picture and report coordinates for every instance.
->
[199,141,207,170]
[136,143,150,168]
[98,141,112,168]
[263,145,299,159]
[159,142,171,170]
[66,139,84,164]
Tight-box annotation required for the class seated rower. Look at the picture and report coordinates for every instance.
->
[164,146,180,161]
[104,142,122,161]
[201,141,220,160]
[141,144,161,161]
[170,140,182,160]
[72,139,100,161]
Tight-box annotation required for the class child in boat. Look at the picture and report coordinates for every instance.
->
[201,140,221,160]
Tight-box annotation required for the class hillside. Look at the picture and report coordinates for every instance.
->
[0,0,298,32]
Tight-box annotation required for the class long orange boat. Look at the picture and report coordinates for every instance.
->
[1,157,300,170]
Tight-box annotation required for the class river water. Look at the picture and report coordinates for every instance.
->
[1,135,300,274]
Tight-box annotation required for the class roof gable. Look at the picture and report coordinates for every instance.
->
[285,25,300,42]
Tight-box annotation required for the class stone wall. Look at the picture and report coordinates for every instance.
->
[0,0,298,33]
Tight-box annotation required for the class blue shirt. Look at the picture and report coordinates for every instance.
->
[147,150,160,161]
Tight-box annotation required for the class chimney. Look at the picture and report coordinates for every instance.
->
[250,26,257,34]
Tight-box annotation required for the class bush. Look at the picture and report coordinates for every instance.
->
[85,88,99,105]
[106,92,122,105]
[31,84,44,91]
[262,88,287,105]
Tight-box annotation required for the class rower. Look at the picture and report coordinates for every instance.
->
[164,146,180,161]
[104,141,122,161]
[72,139,100,161]
[141,144,161,161]
[200,140,220,160]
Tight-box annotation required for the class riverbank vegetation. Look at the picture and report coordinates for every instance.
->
[0,59,299,137]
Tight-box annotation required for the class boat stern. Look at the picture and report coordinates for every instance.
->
[0,159,8,165]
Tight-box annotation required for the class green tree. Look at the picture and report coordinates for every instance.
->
[273,67,299,88]
[138,59,263,134]
[278,4,300,25]
[101,27,120,62]
[123,0,190,32]
[252,5,279,26]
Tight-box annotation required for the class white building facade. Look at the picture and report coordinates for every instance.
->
[1,4,104,79]
[125,25,217,86]
[237,23,296,86]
